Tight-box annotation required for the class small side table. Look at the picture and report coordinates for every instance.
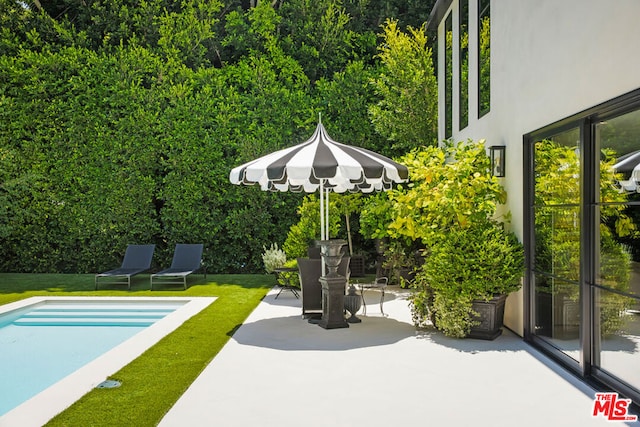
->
[356,277,388,316]
[273,267,300,299]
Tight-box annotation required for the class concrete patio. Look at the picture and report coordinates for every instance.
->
[160,286,636,427]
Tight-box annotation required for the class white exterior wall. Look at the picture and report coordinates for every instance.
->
[437,0,640,335]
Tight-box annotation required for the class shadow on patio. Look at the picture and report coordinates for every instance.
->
[160,286,634,427]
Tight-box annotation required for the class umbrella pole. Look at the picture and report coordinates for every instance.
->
[325,188,330,239]
[320,181,325,241]
[319,181,326,276]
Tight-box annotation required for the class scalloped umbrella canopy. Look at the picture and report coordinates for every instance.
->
[613,150,640,176]
[613,150,640,192]
[229,120,408,239]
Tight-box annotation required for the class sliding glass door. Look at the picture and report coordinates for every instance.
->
[594,108,640,393]
[531,127,582,361]
[526,89,640,403]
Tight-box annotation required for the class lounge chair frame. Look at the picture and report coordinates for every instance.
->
[95,244,156,290]
[150,244,204,290]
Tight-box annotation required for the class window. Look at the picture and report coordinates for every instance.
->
[445,13,453,138]
[478,0,490,117]
[459,0,469,130]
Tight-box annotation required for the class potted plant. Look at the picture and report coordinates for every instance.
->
[382,140,524,338]
[411,220,523,338]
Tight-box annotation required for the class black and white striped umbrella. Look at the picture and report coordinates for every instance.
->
[229,120,408,239]
[613,149,640,192]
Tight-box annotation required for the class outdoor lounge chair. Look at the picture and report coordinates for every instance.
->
[95,244,156,290]
[297,258,323,318]
[150,244,204,290]
[297,256,351,319]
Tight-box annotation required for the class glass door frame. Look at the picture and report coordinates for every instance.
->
[523,88,640,402]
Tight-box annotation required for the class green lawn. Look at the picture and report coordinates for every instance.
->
[0,273,273,426]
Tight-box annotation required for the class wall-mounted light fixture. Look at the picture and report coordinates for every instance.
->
[489,145,506,177]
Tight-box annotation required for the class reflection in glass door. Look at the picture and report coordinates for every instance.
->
[595,109,640,392]
[532,127,582,361]
[527,90,640,405]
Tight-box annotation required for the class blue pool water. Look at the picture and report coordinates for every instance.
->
[0,300,183,417]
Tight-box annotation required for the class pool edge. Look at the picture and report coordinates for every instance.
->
[0,296,216,427]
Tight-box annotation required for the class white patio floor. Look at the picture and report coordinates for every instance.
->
[160,286,636,427]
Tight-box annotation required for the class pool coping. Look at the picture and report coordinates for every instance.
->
[0,296,216,427]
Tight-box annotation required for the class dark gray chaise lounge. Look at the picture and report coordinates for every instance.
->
[95,244,156,290]
[150,244,204,290]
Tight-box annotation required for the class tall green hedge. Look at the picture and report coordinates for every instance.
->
[0,0,436,273]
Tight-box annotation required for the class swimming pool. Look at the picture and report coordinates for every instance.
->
[0,296,215,427]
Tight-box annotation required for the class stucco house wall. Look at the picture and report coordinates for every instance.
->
[433,0,640,335]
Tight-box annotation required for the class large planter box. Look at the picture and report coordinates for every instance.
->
[467,294,507,340]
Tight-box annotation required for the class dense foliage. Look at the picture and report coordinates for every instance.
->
[359,141,524,337]
[369,19,437,155]
[0,0,436,273]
